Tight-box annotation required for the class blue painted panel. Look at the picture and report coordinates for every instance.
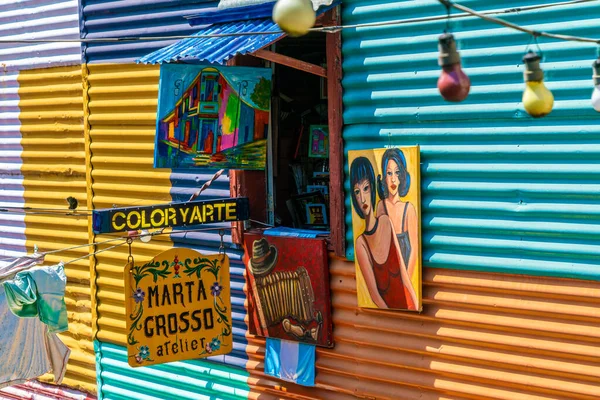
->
[186,1,276,25]
[81,0,218,63]
[342,0,600,280]
[137,18,282,65]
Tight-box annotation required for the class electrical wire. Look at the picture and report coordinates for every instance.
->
[0,226,233,265]
[250,219,275,228]
[440,0,600,44]
[41,236,128,256]
[61,241,128,266]
[0,0,595,44]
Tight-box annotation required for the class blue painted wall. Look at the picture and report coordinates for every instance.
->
[343,0,600,280]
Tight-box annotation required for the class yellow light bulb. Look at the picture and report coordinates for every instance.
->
[522,51,553,118]
[523,80,554,118]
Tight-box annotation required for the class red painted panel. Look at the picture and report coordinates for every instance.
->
[243,233,333,348]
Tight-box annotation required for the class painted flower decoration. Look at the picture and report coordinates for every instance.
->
[132,288,145,303]
[135,355,143,364]
[211,282,223,297]
[205,343,213,354]
[210,338,221,351]
[173,255,181,277]
[139,345,150,360]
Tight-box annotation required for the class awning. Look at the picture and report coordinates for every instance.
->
[137,1,339,65]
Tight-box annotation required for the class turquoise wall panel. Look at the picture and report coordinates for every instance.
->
[95,341,250,400]
[342,0,600,280]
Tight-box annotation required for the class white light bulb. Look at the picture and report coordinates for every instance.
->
[592,86,600,112]
[273,0,316,37]
[593,59,600,112]
[140,229,152,243]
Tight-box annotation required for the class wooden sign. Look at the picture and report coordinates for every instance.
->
[243,234,333,347]
[125,248,232,367]
[92,197,249,234]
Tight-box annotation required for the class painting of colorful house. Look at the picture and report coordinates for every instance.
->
[154,64,271,170]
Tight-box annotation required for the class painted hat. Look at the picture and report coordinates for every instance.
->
[249,238,278,277]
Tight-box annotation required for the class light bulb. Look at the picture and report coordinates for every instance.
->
[522,51,553,118]
[273,0,316,37]
[437,33,470,102]
[140,229,152,243]
[591,59,600,112]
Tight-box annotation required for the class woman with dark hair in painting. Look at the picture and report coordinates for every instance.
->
[376,148,418,279]
[350,157,417,310]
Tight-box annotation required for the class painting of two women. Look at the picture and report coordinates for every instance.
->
[349,147,422,311]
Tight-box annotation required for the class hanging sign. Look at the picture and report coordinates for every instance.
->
[125,248,232,367]
[92,197,249,234]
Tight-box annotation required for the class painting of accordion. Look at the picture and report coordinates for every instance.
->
[243,233,333,348]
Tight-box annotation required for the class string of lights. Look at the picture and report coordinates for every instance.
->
[431,0,600,117]
[0,1,594,44]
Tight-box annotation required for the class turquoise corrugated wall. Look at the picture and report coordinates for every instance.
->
[343,0,600,281]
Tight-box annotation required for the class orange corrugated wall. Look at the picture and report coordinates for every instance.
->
[245,258,600,400]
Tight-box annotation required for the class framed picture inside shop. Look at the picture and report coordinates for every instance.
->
[243,233,333,348]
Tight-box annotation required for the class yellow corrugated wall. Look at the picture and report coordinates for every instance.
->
[83,63,174,347]
[246,258,600,400]
[18,66,97,393]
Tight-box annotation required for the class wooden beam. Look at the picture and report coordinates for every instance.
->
[325,7,346,258]
[252,49,327,78]
[228,55,268,246]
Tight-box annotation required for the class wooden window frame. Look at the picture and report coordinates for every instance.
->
[230,7,345,257]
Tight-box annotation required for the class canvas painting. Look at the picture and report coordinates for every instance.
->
[154,64,271,170]
[305,203,327,225]
[348,146,422,311]
[243,233,333,347]
[308,125,329,158]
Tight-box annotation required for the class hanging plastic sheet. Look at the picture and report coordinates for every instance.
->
[0,257,69,389]
[3,263,68,334]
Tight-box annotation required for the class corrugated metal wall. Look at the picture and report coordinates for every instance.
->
[246,258,600,400]
[0,0,95,395]
[342,0,600,281]
[81,1,252,398]
[19,65,94,393]
[266,0,600,399]
[0,69,26,269]
[81,0,217,64]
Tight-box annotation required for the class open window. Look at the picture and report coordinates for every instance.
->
[231,8,344,255]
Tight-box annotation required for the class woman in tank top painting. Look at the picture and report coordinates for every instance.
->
[350,157,417,310]
[376,148,418,280]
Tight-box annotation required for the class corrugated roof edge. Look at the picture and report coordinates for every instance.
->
[135,0,340,65]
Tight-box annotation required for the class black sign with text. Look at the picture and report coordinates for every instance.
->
[92,198,249,234]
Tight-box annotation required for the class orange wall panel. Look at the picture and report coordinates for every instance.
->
[245,258,600,400]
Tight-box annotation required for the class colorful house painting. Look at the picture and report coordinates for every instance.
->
[154,64,271,169]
